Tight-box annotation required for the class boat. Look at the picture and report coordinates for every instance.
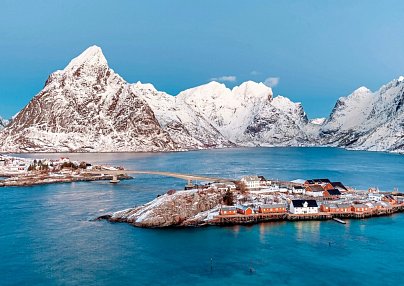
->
[332,217,346,224]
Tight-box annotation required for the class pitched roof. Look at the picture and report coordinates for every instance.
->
[241,175,260,182]
[220,206,236,211]
[258,175,267,181]
[291,200,318,208]
[312,178,331,184]
[293,186,305,190]
[336,203,352,208]
[352,204,368,208]
[236,205,253,210]
[259,204,286,209]
[291,179,306,184]
[331,182,348,191]
[325,189,342,196]
[308,185,324,192]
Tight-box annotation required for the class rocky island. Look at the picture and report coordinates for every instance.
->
[101,176,404,228]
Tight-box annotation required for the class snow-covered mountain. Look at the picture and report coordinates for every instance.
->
[0,46,312,152]
[0,45,402,153]
[320,76,404,153]
[129,82,234,149]
[0,46,178,152]
[176,82,313,146]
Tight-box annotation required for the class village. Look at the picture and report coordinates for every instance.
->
[205,175,404,225]
[2,155,404,225]
[0,155,129,187]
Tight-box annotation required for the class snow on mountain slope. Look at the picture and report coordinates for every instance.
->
[1,45,402,154]
[320,77,404,152]
[0,46,312,152]
[310,118,326,125]
[177,82,312,146]
[0,46,177,152]
[130,82,234,149]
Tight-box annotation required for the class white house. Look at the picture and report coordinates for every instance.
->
[292,186,306,195]
[368,193,384,201]
[289,200,319,214]
[241,175,261,190]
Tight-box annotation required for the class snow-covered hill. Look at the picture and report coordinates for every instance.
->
[0,45,402,154]
[320,77,404,153]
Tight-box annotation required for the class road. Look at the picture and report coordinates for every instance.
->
[83,169,235,183]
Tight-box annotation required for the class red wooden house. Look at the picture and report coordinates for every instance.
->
[258,204,287,213]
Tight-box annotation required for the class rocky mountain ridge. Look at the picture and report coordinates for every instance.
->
[320,76,404,153]
[0,46,402,153]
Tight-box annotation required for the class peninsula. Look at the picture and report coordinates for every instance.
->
[0,155,131,187]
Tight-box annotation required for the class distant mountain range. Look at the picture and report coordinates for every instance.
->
[0,46,403,154]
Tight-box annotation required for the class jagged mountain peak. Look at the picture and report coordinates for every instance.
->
[64,45,108,72]
[178,81,231,99]
[1,44,402,154]
[351,86,371,95]
[232,81,272,100]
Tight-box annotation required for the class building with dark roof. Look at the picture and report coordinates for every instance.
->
[306,184,325,193]
[323,188,342,199]
[331,182,348,191]
[289,200,319,214]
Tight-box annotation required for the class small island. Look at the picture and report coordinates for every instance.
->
[103,176,404,228]
[0,155,130,187]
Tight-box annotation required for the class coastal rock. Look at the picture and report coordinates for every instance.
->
[109,188,225,227]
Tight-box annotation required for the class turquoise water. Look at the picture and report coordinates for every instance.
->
[1,147,404,285]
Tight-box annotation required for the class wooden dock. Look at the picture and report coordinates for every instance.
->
[210,205,404,226]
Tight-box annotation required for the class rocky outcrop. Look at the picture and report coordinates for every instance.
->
[109,188,225,227]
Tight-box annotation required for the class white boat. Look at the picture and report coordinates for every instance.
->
[333,218,346,224]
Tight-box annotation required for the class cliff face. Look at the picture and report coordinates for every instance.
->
[110,188,224,227]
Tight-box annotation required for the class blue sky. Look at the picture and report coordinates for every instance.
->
[1,0,404,119]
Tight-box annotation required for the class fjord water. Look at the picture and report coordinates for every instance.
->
[1,147,404,285]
